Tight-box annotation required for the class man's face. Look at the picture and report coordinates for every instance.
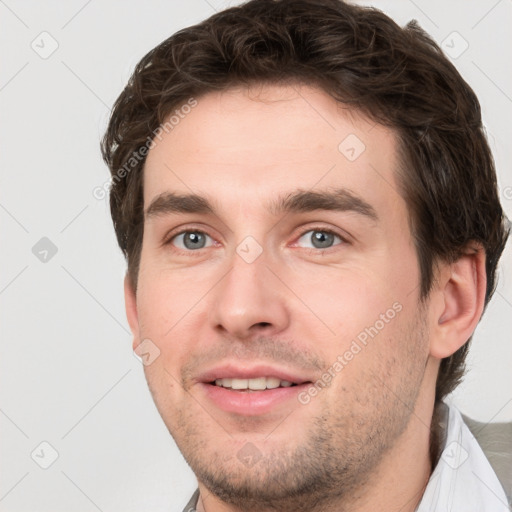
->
[128,84,433,508]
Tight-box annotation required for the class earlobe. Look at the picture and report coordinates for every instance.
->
[124,274,140,351]
[429,247,487,359]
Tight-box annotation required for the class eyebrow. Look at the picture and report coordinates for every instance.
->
[144,188,378,222]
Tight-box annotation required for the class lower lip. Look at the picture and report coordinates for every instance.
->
[199,382,311,416]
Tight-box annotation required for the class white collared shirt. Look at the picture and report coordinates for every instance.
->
[416,402,509,511]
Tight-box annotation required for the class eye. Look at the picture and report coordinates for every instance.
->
[295,228,345,250]
[169,230,214,251]
[164,226,346,254]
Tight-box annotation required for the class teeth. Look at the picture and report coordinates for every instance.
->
[231,378,248,390]
[214,377,296,390]
[265,377,281,389]
[248,377,266,390]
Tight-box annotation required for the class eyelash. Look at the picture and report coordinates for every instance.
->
[163,225,348,256]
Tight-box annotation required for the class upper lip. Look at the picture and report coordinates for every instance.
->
[196,363,314,385]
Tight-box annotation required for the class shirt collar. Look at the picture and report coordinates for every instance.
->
[416,401,509,511]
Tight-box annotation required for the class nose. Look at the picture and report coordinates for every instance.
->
[208,247,290,340]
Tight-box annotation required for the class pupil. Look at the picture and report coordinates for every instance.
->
[184,232,204,249]
[312,231,333,248]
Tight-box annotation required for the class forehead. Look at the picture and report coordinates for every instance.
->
[142,84,401,218]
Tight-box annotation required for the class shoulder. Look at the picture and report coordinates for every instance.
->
[462,412,512,507]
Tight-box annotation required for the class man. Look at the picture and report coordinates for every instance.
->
[101,0,510,510]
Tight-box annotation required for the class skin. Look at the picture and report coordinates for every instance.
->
[124,84,486,512]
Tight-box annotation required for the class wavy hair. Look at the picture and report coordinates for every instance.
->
[101,0,509,401]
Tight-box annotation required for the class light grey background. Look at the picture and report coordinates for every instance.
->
[1,0,511,511]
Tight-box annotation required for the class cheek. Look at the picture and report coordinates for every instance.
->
[324,308,427,413]
[136,263,203,336]
[290,268,398,341]
[291,260,421,383]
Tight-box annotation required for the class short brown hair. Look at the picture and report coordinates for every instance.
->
[101,0,509,402]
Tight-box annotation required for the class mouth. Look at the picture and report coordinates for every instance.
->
[197,366,314,416]
[210,376,300,391]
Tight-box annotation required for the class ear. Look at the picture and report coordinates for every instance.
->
[124,273,140,352]
[429,246,487,359]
